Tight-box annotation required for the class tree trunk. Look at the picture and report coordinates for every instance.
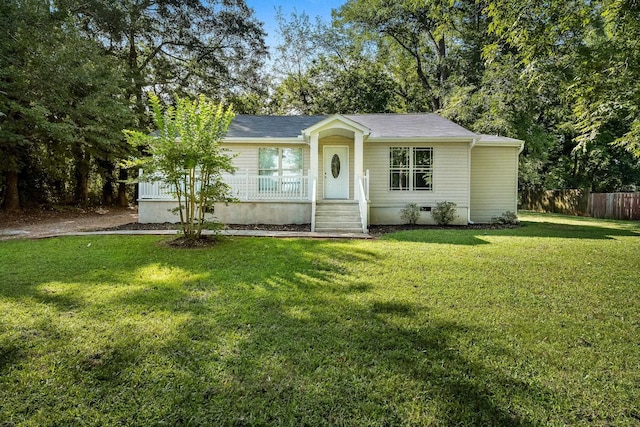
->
[99,160,116,205]
[118,167,129,207]
[73,149,90,206]
[3,171,20,211]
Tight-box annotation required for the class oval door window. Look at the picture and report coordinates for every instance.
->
[331,154,341,178]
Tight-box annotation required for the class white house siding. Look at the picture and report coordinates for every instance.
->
[317,136,355,200]
[470,145,519,223]
[222,142,311,176]
[364,141,470,225]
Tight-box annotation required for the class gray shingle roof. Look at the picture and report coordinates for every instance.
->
[343,113,476,138]
[226,114,477,139]
[227,115,327,138]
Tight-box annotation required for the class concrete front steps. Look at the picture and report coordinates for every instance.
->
[314,201,366,233]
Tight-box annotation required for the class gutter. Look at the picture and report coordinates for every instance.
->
[371,136,476,143]
[223,137,302,144]
[467,138,477,224]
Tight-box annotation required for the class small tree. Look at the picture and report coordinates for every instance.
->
[125,93,236,239]
[431,201,458,226]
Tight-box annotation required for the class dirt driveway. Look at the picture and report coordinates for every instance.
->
[0,207,138,240]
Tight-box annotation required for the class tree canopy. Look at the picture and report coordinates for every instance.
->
[1,0,639,211]
[266,0,640,192]
[0,0,266,210]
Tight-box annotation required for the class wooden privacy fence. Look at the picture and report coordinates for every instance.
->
[520,190,640,220]
[520,189,589,216]
[588,193,640,220]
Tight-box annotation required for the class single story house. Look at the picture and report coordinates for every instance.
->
[138,113,524,232]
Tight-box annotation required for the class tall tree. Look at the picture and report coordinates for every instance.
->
[270,10,396,115]
[56,0,267,204]
[484,0,640,190]
[59,0,268,115]
[0,0,131,210]
[336,0,464,112]
[270,8,323,114]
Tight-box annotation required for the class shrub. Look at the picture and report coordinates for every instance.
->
[491,211,520,225]
[431,201,458,225]
[400,202,421,225]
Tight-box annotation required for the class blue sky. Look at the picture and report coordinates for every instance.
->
[245,0,346,49]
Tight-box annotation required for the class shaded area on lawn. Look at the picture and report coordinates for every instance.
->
[0,235,556,425]
[383,218,640,245]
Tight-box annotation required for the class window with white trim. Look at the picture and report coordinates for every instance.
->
[389,147,433,191]
[259,147,303,192]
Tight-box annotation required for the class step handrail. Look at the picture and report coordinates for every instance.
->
[357,171,369,233]
[311,178,317,232]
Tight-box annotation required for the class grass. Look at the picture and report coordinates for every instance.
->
[0,212,639,426]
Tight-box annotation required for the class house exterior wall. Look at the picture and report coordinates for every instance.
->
[470,145,520,223]
[138,138,521,226]
[364,141,470,225]
[138,200,310,224]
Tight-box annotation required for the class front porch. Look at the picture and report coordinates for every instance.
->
[138,171,311,202]
[137,169,369,232]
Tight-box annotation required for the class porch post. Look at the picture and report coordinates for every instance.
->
[354,132,364,201]
[309,132,319,201]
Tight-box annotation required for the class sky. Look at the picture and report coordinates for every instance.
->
[244,0,346,50]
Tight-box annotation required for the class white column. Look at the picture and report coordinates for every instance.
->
[309,132,319,200]
[354,132,364,201]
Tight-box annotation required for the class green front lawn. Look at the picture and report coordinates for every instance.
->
[1,213,639,426]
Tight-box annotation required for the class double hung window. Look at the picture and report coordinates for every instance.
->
[389,147,433,191]
[258,148,303,192]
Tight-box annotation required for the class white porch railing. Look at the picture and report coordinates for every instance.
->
[357,170,370,233]
[138,169,309,201]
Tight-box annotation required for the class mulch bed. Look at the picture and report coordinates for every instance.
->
[102,222,518,237]
[163,235,221,248]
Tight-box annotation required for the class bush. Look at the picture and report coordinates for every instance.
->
[491,211,520,225]
[400,202,421,225]
[431,201,458,225]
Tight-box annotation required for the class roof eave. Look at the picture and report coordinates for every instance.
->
[223,137,304,144]
[370,136,477,143]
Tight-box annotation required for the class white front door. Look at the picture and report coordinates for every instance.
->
[324,146,349,199]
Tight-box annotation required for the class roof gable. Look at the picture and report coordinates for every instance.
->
[302,114,371,138]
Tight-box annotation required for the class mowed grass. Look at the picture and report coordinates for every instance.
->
[0,213,639,426]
